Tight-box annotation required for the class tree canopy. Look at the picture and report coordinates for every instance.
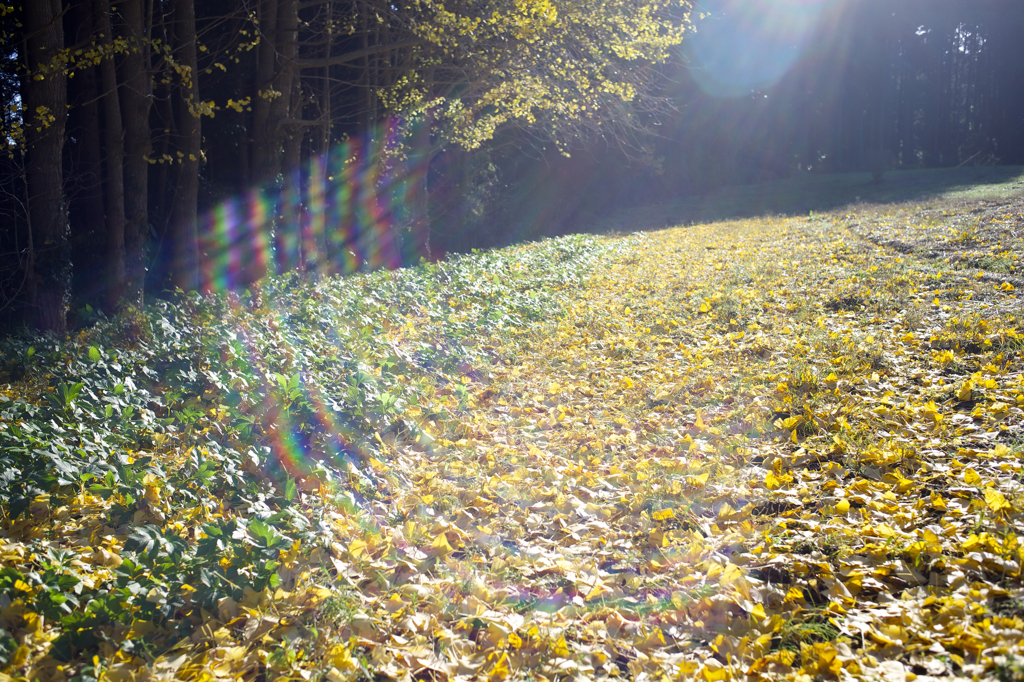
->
[392,0,690,150]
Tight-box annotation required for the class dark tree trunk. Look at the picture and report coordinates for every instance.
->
[282,75,303,269]
[153,78,174,233]
[95,0,128,310]
[358,7,373,130]
[251,0,298,185]
[168,0,201,291]
[270,0,298,169]
[118,0,152,306]
[64,0,105,305]
[248,0,298,283]
[24,0,70,333]
[251,0,280,185]
[411,115,432,261]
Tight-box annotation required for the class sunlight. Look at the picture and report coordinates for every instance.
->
[690,0,834,97]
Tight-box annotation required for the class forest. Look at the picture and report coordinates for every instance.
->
[1,0,1023,333]
[1,1,1024,680]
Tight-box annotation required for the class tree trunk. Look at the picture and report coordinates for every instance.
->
[358,7,372,130]
[248,0,298,283]
[251,0,280,185]
[406,114,432,262]
[95,0,128,311]
[153,78,173,232]
[168,0,201,291]
[282,74,303,270]
[118,0,153,306]
[64,0,105,307]
[251,0,298,185]
[24,0,70,333]
[310,27,331,273]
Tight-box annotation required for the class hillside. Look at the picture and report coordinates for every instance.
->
[1,175,1024,681]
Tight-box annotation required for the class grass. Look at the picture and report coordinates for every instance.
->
[597,165,1024,231]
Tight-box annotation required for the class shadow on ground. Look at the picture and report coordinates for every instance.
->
[597,165,1024,232]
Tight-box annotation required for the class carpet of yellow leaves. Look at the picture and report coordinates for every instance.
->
[5,196,1024,681]
[428,209,1022,682]
[306,202,1023,681]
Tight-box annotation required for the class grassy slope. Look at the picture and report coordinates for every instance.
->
[1,169,1023,681]
[598,165,1024,232]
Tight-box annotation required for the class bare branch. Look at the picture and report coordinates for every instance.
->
[291,38,420,70]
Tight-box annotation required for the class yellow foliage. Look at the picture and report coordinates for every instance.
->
[388,0,692,149]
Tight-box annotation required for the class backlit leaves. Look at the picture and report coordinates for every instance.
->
[390,0,692,149]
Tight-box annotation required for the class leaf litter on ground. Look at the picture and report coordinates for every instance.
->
[0,195,1023,681]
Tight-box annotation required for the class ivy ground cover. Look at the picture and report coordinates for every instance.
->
[1,192,1024,681]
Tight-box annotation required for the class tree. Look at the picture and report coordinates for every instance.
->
[118,0,153,306]
[23,0,70,333]
[391,0,692,151]
[94,0,128,310]
[228,0,693,264]
[168,0,202,291]
[63,0,107,308]
[251,0,299,186]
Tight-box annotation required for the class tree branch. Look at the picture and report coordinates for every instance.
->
[280,117,326,127]
[291,38,420,70]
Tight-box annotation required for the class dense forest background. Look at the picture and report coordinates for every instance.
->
[537,0,1024,230]
[1,0,1022,334]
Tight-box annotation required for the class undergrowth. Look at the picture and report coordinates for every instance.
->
[0,235,622,680]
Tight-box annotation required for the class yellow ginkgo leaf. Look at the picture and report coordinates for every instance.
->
[430,532,454,556]
[984,488,1012,514]
[348,538,368,559]
[991,443,1010,457]
[701,661,730,682]
[957,380,974,402]
[550,635,570,657]
[784,587,805,603]
[585,580,611,601]
[688,472,709,487]
[635,627,666,651]
[648,529,669,547]
[720,563,752,601]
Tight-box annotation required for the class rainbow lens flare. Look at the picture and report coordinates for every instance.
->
[200,119,430,295]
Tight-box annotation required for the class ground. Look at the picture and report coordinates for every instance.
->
[0,170,1023,681]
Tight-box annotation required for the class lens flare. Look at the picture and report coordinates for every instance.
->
[199,118,430,295]
[191,119,440,514]
[690,0,835,97]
